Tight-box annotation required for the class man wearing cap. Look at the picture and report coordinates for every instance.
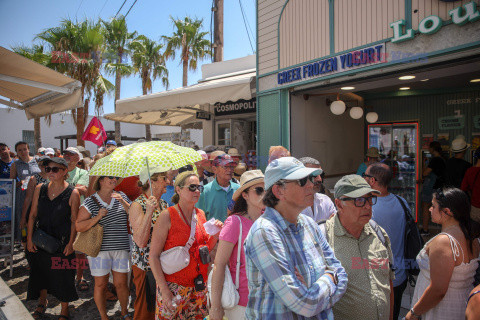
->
[196,154,240,222]
[44,148,55,158]
[446,137,472,188]
[195,150,210,186]
[37,147,46,156]
[299,157,336,223]
[324,174,394,320]
[356,147,380,177]
[244,157,347,320]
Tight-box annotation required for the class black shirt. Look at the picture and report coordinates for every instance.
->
[446,157,472,188]
[428,156,447,189]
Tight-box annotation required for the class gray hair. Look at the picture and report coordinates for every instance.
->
[299,157,320,166]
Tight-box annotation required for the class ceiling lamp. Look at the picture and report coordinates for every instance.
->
[160,111,168,118]
[341,86,355,90]
[471,79,480,83]
[366,112,379,123]
[349,106,364,119]
[420,79,429,82]
[399,87,410,90]
[330,100,346,115]
[399,75,415,80]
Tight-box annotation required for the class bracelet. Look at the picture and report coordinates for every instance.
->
[410,307,421,319]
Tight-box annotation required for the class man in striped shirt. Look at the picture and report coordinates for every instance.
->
[244,157,347,320]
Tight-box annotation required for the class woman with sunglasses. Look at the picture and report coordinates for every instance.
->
[406,188,480,320]
[209,170,265,320]
[149,171,223,319]
[76,175,132,320]
[26,157,80,320]
[128,167,170,320]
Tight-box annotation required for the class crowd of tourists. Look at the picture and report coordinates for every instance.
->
[0,138,479,320]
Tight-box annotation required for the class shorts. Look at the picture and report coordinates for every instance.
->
[87,250,131,277]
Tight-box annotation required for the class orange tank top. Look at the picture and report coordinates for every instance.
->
[163,205,210,287]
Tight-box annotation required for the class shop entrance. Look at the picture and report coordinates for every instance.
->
[368,122,419,220]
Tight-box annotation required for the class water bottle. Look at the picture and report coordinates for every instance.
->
[162,294,181,317]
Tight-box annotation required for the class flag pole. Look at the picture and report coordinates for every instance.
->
[145,157,153,197]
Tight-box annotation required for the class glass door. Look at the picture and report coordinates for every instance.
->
[368,123,419,220]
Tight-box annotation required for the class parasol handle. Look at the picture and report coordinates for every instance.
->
[145,157,153,197]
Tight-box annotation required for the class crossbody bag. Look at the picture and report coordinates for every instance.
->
[160,207,198,275]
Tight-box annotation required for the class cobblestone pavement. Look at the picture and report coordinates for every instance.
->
[0,245,134,320]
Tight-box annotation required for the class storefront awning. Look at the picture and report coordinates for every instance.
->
[0,46,82,120]
[105,71,256,126]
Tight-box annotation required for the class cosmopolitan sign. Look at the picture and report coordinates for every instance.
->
[390,2,480,43]
[277,44,386,85]
[214,98,256,116]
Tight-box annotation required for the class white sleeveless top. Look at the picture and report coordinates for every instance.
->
[411,233,479,320]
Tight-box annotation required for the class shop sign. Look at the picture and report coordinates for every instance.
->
[391,2,480,43]
[277,44,386,85]
[474,115,480,129]
[214,98,256,116]
[195,111,211,120]
[438,115,465,130]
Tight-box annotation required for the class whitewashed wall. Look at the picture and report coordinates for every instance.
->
[0,108,203,155]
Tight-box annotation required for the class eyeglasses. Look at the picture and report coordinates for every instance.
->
[45,166,64,173]
[253,187,265,195]
[186,184,204,192]
[296,174,316,187]
[341,196,377,207]
[106,176,119,180]
[362,173,377,180]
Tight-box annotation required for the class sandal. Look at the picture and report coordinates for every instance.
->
[76,279,89,291]
[32,302,47,319]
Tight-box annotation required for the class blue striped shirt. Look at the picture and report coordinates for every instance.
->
[244,207,347,319]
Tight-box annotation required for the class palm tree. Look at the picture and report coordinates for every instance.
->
[36,19,105,146]
[12,45,53,151]
[129,35,169,140]
[102,15,136,143]
[162,16,211,87]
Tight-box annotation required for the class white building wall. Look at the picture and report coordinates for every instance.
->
[0,108,203,155]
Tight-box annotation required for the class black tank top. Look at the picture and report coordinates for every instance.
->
[37,183,74,246]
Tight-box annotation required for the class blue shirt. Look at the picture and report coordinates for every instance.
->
[0,159,13,179]
[244,207,347,320]
[196,178,239,222]
[372,193,407,287]
[356,162,367,176]
[161,185,175,207]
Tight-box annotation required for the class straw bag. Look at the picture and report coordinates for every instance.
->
[73,196,104,257]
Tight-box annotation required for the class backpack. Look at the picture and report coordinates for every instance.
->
[393,194,424,284]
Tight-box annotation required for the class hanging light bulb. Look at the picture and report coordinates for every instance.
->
[366,112,379,123]
[349,107,364,119]
[330,100,346,115]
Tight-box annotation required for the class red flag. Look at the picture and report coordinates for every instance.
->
[82,116,107,146]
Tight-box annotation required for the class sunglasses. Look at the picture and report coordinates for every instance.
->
[186,184,204,192]
[106,176,119,180]
[297,174,316,187]
[45,166,64,173]
[362,173,377,180]
[253,187,265,195]
[341,196,377,207]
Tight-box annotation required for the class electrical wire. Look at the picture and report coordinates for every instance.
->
[115,0,128,18]
[99,0,110,16]
[75,0,85,18]
[238,0,254,53]
[124,0,139,18]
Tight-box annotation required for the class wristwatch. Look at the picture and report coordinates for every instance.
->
[410,307,422,319]
[324,269,338,286]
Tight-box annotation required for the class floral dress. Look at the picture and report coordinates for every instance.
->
[130,194,168,270]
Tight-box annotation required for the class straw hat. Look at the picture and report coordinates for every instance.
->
[228,148,241,157]
[234,162,247,178]
[366,147,380,158]
[232,170,265,201]
[451,137,470,153]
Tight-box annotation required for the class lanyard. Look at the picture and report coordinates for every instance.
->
[177,204,192,228]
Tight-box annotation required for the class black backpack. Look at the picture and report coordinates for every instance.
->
[394,194,424,284]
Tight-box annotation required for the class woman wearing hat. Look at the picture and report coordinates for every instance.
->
[128,167,170,320]
[462,148,480,223]
[149,171,222,319]
[26,157,80,320]
[209,170,266,320]
[76,176,132,320]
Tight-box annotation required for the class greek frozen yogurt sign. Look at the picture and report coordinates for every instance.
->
[390,1,480,43]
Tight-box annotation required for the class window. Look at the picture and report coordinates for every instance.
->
[217,123,231,146]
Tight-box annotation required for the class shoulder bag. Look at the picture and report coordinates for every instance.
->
[73,195,104,257]
[160,208,197,275]
[207,215,241,310]
[32,228,62,254]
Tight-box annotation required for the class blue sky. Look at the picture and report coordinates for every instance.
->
[0,0,256,115]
